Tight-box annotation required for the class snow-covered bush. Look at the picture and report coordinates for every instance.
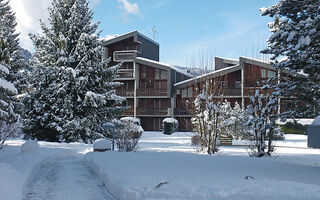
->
[191,93,221,154]
[246,90,282,157]
[0,121,20,150]
[21,140,39,154]
[162,118,178,135]
[93,139,111,152]
[115,117,144,152]
[219,101,250,140]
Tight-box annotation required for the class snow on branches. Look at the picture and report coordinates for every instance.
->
[261,0,320,117]
[246,90,282,157]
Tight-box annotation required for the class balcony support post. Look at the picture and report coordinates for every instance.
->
[134,62,139,118]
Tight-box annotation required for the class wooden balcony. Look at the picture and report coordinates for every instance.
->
[212,88,241,97]
[122,108,134,116]
[116,89,134,97]
[114,50,138,62]
[137,108,169,116]
[174,108,193,116]
[136,89,168,97]
[116,71,134,79]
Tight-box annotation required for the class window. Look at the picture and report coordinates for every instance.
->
[155,69,168,80]
[235,81,241,89]
[141,66,146,78]
[261,69,267,78]
[155,69,160,80]
[161,70,167,80]
[268,70,276,78]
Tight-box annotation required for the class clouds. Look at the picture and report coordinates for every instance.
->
[10,0,51,51]
[9,0,101,51]
[117,0,139,15]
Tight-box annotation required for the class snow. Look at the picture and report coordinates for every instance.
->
[85,132,320,200]
[311,116,320,126]
[287,31,296,42]
[163,118,178,124]
[296,35,311,49]
[1,133,320,200]
[0,78,17,94]
[93,139,111,150]
[65,67,76,78]
[277,118,315,125]
[0,140,93,200]
[136,57,192,77]
[21,140,40,153]
[0,64,9,74]
[121,116,140,124]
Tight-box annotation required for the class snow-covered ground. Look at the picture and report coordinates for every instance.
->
[1,132,320,200]
[86,132,320,200]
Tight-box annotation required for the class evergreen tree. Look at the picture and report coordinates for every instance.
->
[0,0,26,76]
[261,0,320,117]
[0,0,22,149]
[23,0,124,143]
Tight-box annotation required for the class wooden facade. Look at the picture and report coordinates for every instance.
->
[103,31,293,132]
[103,31,191,131]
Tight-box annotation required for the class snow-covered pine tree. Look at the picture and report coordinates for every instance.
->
[0,63,20,149]
[261,0,320,117]
[23,0,124,143]
[0,0,22,149]
[0,0,27,79]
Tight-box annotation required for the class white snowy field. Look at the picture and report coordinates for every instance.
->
[0,132,320,200]
[86,132,320,200]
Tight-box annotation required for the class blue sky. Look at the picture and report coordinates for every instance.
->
[93,0,278,67]
[11,0,278,67]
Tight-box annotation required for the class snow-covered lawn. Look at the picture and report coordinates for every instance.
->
[86,132,320,200]
[1,132,320,200]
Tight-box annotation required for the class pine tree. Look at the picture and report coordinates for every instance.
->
[261,0,320,117]
[23,0,124,143]
[0,0,26,76]
[0,0,22,149]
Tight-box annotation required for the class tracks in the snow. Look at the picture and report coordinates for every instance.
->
[22,154,116,200]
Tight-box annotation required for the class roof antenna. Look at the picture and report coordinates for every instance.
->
[151,26,158,41]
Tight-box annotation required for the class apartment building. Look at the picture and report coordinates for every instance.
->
[103,31,293,131]
[102,31,191,131]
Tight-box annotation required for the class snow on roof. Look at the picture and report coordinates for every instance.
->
[102,30,137,42]
[136,57,193,77]
[240,56,271,64]
[174,64,241,87]
[102,30,159,46]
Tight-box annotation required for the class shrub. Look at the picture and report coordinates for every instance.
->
[115,117,144,152]
[163,118,178,135]
[280,121,307,135]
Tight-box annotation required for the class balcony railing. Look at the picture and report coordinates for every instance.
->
[114,50,138,62]
[122,108,134,116]
[137,108,169,116]
[116,89,134,97]
[212,88,241,97]
[136,89,168,97]
[174,108,193,116]
[116,71,134,79]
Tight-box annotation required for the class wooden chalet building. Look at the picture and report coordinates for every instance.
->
[102,31,191,131]
[103,31,293,131]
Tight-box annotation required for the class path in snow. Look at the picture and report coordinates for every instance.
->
[22,153,116,200]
